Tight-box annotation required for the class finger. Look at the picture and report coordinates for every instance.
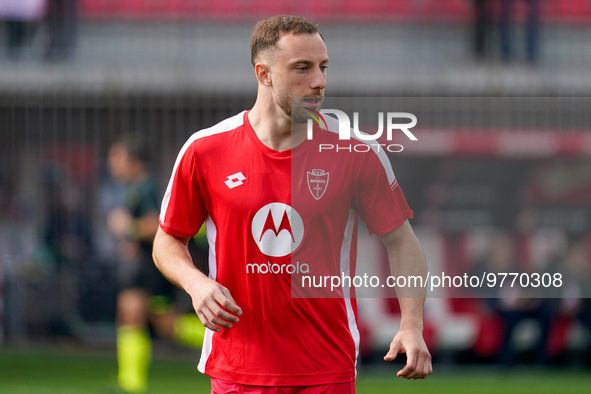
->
[384,341,402,361]
[196,310,221,332]
[409,356,426,380]
[202,306,234,329]
[208,315,234,329]
[397,363,415,379]
[397,348,418,378]
[209,302,240,323]
[418,348,432,373]
[419,359,433,379]
[217,287,243,316]
[204,295,240,323]
[421,353,433,378]
[409,351,432,379]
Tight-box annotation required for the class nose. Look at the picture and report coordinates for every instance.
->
[311,67,327,90]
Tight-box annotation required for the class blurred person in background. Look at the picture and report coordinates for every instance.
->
[499,0,541,64]
[107,134,205,394]
[554,237,591,364]
[43,166,92,270]
[488,231,552,365]
[44,0,77,61]
[470,0,491,61]
[39,165,91,336]
[470,230,553,365]
[0,0,46,59]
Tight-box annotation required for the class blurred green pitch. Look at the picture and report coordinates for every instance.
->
[1,348,590,393]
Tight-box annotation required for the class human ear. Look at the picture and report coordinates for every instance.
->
[255,62,272,86]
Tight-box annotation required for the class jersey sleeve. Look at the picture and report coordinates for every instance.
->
[159,140,207,238]
[354,151,413,237]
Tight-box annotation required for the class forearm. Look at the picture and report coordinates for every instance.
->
[153,227,242,331]
[381,221,432,379]
[382,220,427,328]
[397,298,425,332]
[152,227,205,293]
[391,247,426,331]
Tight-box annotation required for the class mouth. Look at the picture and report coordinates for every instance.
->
[302,97,323,108]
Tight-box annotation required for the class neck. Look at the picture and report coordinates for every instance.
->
[248,99,307,152]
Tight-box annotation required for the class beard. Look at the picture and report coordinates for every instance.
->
[275,87,323,124]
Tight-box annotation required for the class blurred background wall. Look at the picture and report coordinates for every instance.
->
[1,0,590,367]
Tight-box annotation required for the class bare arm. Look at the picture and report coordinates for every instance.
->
[152,227,242,332]
[379,219,432,379]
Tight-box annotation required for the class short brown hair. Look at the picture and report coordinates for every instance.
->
[250,15,321,66]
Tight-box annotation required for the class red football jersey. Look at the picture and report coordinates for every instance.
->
[159,111,413,386]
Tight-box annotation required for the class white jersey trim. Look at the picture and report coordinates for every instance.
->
[341,208,360,374]
[160,111,246,225]
[205,215,218,281]
[198,215,218,374]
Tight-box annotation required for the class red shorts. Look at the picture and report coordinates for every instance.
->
[210,378,355,394]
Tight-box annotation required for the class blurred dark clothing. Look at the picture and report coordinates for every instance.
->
[497,298,553,365]
[499,0,540,64]
[0,0,46,58]
[471,0,491,60]
[122,175,159,252]
[45,0,77,60]
[118,175,175,299]
[5,20,28,57]
[43,175,92,268]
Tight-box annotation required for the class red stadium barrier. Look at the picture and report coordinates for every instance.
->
[400,129,591,158]
[80,0,591,23]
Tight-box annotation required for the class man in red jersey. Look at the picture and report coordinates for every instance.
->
[153,15,432,393]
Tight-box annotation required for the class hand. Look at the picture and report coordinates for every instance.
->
[384,329,432,379]
[187,277,243,332]
[107,207,132,238]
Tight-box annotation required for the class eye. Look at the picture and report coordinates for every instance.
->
[320,66,328,72]
[297,66,308,72]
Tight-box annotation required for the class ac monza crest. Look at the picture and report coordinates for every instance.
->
[307,169,329,200]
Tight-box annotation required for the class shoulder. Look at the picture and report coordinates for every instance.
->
[182,111,247,154]
[321,113,396,184]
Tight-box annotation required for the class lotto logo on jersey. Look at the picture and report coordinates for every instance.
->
[251,203,304,257]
